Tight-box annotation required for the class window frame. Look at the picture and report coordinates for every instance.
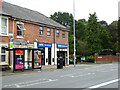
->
[47,28,51,36]
[0,16,9,36]
[62,31,65,38]
[1,47,6,62]
[17,24,25,38]
[40,26,44,35]
[56,30,59,38]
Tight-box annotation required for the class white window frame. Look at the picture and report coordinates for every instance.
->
[62,31,65,38]
[40,26,43,35]
[0,16,9,36]
[0,43,8,65]
[56,30,59,38]
[47,28,51,36]
[17,23,25,38]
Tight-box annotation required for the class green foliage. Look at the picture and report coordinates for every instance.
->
[112,41,120,53]
[50,11,118,56]
[69,35,74,54]
[108,21,118,44]
[99,23,112,49]
[50,12,73,27]
[86,56,95,63]
[76,40,88,56]
[86,12,103,55]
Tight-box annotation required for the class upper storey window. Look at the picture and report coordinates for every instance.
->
[1,18,8,35]
[47,28,51,36]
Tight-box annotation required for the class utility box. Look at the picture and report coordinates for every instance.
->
[57,58,63,69]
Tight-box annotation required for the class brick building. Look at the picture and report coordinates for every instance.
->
[0,1,69,69]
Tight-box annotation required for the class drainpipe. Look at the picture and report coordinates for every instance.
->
[10,19,14,70]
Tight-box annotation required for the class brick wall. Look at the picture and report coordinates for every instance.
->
[0,0,2,8]
[95,56,118,63]
[2,19,69,46]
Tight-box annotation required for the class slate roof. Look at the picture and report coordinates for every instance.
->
[1,1,68,30]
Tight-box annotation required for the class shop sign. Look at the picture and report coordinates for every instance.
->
[15,50,24,69]
[57,44,68,48]
[37,43,52,47]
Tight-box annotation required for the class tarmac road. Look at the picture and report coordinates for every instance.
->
[1,62,119,89]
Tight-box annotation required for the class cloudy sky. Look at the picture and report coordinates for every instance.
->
[4,0,120,24]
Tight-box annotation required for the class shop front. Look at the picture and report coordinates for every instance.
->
[37,43,52,65]
[57,44,69,66]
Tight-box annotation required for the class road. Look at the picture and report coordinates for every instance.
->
[1,63,119,89]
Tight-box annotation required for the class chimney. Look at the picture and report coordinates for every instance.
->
[0,0,2,8]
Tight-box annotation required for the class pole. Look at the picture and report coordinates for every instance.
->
[73,0,76,67]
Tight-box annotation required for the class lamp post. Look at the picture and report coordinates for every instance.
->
[73,0,76,67]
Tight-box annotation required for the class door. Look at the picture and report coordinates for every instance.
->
[48,48,51,65]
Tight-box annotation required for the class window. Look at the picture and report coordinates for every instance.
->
[40,27,43,35]
[47,28,51,36]
[62,31,65,38]
[56,30,59,37]
[1,18,7,34]
[1,47,6,62]
[17,24,25,37]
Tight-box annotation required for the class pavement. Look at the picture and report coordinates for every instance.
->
[1,62,120,89]
[1,64,97,76]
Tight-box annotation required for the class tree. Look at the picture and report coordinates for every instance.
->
[69,19,87,55]
[86,12,102,55]
[108,21,118,44]
[50,12,73,27]
[112,41,120,53]
[69,35,74,54]
[76,40,88,56]
[98,22,112,49]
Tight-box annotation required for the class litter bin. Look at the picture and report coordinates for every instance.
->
[57,58,63,69]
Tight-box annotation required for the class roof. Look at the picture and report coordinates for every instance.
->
[1,1,69,31]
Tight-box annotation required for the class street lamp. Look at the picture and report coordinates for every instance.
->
[73,0,76,67]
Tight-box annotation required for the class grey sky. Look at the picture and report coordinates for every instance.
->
[4,0,120,24]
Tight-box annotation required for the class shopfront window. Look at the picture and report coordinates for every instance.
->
[34,50,42,68]
[1,47,6,62]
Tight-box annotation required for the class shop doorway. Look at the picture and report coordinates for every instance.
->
[48,48,51,65]
[57,51,67,66]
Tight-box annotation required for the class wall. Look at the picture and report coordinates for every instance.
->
[95,56,118,63]
[0,0,2,8]
[13,20,69,45]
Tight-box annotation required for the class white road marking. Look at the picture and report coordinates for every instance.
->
[71,73,95,78]
[3,79,58,88]
[60,73,81,77]
[89,79,120,88]
[17,79,58,88]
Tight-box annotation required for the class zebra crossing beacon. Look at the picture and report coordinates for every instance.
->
[5,47,43,72]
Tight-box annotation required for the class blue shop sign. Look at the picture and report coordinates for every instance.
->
[57,44,68,48]
[37,43,52,47]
